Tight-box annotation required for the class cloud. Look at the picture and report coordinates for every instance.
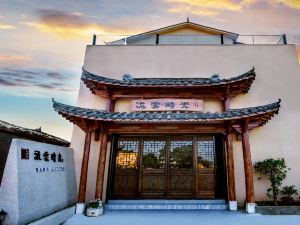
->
[46,71,68,80]
[164,0,300,16]
[0,67,78,93]
[0,78,17,86]
[165,0,255,16]
[276,0,300,9]
[21,9,141,38]
[0,54,32,65]
[0,23,16,29]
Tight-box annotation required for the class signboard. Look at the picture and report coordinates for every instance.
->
[0,139,76,225]
[131,99,203,112]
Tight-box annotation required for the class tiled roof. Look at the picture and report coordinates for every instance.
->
[0,120,70,147]
[53,99,280,127]
[81,68,256,88]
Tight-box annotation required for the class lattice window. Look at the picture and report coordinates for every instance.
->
[142,140,166,169]
[197,139,215,169]
[170,140,193,169]
[116,140,139,169]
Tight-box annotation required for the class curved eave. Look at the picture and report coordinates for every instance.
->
[52,99,280,132]
[81,68,256,96]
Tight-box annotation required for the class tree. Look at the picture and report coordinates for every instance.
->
[254,158,289,205]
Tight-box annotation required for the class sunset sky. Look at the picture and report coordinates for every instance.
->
[0,0,300,141]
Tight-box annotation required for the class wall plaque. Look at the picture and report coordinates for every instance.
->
[131,99,203,112]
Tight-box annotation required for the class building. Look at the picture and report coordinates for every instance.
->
[53,20,300,213]
[0,120,69,186]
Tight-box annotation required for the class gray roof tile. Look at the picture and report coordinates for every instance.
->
[53,99,280,125]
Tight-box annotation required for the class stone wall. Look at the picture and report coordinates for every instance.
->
[0,139,77,225]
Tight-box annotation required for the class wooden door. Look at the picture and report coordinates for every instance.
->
[168,137,195,198]
[111,135,218,199]
[113,137,140,198]
[196,136,216,198]
[139,137,167,198]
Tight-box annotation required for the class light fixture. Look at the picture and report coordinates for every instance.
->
[0,210,7,225]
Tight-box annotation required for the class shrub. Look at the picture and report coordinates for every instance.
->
[280,185,298,204]
[254,158,289,205]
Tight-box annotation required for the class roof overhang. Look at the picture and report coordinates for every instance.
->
[81,68,256,99]
[52,99,280,133]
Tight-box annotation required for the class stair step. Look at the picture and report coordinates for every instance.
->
[106,199,228,210]
[108,199,226,204]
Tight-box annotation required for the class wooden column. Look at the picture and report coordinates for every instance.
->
[106,97,111,112]
[225,123,236,202]
[95,126,108,199]
[110,98,116,113]
[223,96,230,111]
[78,122,93,203]
[241,119,255,203]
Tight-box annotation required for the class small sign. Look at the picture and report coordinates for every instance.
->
[21,148,29,160]
[131,99,203,112]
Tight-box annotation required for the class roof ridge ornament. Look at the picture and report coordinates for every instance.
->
[210,74,220,82]
[123,74,134,83]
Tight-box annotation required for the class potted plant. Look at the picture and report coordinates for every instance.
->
[280,185,298,205]
[86,199,103,217]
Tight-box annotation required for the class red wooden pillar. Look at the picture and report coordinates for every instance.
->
[95,126,108,200]
[241,119,255,213]
[78,122,93,203]
[110,98,116,113]
[223,95,230,111]
[225,123,236,210]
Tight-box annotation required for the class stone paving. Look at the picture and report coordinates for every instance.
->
[64,210,300,225]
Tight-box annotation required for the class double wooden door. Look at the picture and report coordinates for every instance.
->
[111,135,217,199]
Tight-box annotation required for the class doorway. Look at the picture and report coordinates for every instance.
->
[108,134,226,199]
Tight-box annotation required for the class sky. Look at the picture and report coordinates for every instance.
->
[0,0,300,141]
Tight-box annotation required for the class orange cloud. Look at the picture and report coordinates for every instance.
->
[0,23,16,29]
[21,9,141,39]
[0,54,32,65]
[276,0,300,9]
[165,0,300,16]
[165,0,255,15]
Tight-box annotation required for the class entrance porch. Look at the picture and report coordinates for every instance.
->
[52,99,281,213]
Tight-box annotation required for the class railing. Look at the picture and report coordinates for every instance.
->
[91,34,287,46]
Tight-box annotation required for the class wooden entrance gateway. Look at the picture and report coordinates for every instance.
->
[108,134,227,199]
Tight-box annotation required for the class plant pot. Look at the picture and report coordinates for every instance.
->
[86,207,103,217]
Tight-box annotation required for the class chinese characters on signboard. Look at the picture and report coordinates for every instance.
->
[20,148,64,173]
[131,99,203,112]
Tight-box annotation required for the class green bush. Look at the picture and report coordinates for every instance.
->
[254,158,289,205]
[280,185,298,204]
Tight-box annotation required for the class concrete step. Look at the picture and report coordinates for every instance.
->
[106,199,228,210]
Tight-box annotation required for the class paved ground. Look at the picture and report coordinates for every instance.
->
[64,210,300,225]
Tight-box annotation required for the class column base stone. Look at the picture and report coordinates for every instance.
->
[76,203,86,214]
[229,201,237,211]
[246,202,256,214]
